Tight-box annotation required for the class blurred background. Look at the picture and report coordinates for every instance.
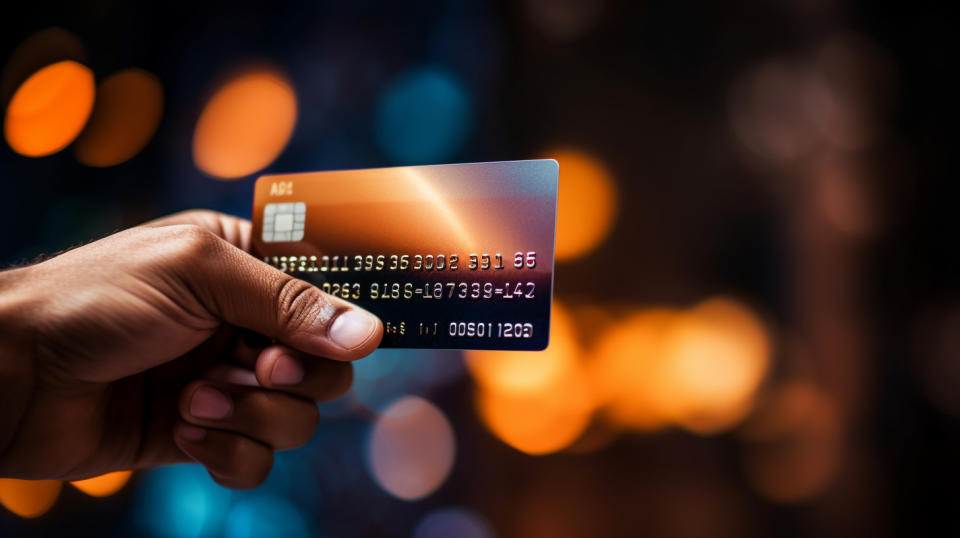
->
[0,0,955,536]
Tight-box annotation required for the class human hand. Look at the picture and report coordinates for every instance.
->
[0,210,382,488]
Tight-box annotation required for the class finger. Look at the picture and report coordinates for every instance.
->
[143,209,252,251]
[173,422,273,489]
[170,227,383,360]
[230,331,270,368]
[179,381,320,450]
[254,345,354,401]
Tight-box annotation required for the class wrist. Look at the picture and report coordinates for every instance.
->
[0,267,38,467]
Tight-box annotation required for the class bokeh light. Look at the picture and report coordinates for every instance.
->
[525,0,605,41]
[69,470,132,497]
[368,395,455,500]
[465,303,578,396]
[728,61,818,163]
[4,60,95,157]
[476,370,594,455]
[375,67,470,164]
[470,303,595,454]
[351,348,465,410]
[135,464,231,538]
[591,298,771,435]
[547,148,618,261]
[414,507,495,538]
[0,479,62,518]
[193,69,297,179]
[666,299,772,434]
[224,496,310,538]
[590,308,681,431]
[74,69,164,167]
[740,381,841,503]
[0,27,86,107]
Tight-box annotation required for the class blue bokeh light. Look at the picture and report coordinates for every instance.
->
[224,496,310,538]
[134,464,231,538]
[414,507,496,538]
[375,67,471,164]
[350,348,465,410]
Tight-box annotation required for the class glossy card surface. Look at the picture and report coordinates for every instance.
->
[251,160,559,350]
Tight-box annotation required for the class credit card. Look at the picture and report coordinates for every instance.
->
[251,160,558,350]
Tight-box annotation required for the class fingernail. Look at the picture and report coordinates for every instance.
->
[178,424,207,442]
[329,310,378,350]
[271,354,305,385]
[190,386,232,420]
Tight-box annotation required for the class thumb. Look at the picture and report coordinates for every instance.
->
[174,226,382,360]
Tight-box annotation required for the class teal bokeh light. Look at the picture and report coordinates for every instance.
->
[375,67,471,164]
[134,464,231,538]
[224,496,310,538]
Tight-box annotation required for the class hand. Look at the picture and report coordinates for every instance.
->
[0,210,382,489]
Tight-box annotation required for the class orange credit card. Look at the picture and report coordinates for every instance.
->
[251,160,558,350]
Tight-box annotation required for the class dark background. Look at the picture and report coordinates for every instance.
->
[1,1,956,537]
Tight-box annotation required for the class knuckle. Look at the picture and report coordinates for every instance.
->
[166,224,220,258]
[284,407,318,450]
[315,363,353,401]
[275,278,335,336]
[222,437,271,486]
[296,403,320,445]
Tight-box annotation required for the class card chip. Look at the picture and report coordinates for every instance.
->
[262,202,306,242]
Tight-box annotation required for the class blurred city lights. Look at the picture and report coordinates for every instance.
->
[414,507,495,538]
[740,381,842,503]
[525,0,605,41]
[3,60,95,157]
[465,303,578,396]
[729,61,818,163]
[0,479,62,518]
[810,34,893,152]
[74,69,164,167]
[224,496,310,538]
[193,69,297,179]
[471,302,595,455]
[134,464,231,538]
[548,148,618,261]
[590,308,681,431]
[368,395,455,501]
[666,299,772,434]
[351,348,465,410]
[591,298,771,435]
[0,27,86,106]
[69,470,133,497]
[375,67,470,164]
[476,369,594,455]
[812,156,875,237]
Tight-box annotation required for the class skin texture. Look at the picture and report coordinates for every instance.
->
[0,210,382,489]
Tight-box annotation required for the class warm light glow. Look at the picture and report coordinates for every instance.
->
[74,69,164,167]
[368,396,455,500]
[193,69,297,179]
[4,60,95,157]
[0,479,62,518]
[476,370,593,455]
[666,298,772,434]
[547,148,618,261]
[470,302,595,454]
[591,298,771,435]
[590,309,681,431]
[465,303,578,395]
[741,381,841,503]
[70,470,133,497]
